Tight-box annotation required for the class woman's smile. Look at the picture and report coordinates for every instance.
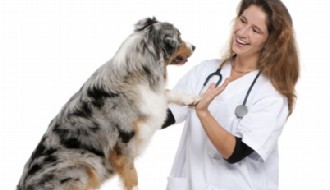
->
[235,37,249,47]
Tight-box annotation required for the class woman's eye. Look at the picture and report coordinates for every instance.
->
[253,28,261,34]
[239,18,246,23]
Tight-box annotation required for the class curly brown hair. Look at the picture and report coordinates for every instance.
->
[222,0,300,115]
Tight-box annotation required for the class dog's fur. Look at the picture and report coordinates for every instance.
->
[17,17,197,190]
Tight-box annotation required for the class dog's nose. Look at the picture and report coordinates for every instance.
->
[192,45,196,51]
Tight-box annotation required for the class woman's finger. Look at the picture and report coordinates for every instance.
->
[211,78,231,96]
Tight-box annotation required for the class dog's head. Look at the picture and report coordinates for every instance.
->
[134,17,195,65]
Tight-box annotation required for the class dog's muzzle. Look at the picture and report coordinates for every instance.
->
[170,41,195,65]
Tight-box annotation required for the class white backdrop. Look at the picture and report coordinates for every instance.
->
[1,0,330,189]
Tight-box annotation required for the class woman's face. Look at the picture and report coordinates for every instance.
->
[232,5,269,59]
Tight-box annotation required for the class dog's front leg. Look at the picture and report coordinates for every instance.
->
[110,146,138,190]
[166,90,200,106]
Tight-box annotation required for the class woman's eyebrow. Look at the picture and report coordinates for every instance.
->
[239,15,247,21]
[241,14,265,33]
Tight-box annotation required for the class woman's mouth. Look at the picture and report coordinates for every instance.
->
[236,37,249,46]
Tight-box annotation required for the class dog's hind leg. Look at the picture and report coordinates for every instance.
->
[59,161,101,190]
[21,161,101,190]
[109,145,138,190]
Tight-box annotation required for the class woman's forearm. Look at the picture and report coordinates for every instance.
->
[196,110,236,159]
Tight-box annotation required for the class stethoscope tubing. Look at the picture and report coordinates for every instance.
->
[201,67,261,118]
[242,71,261,106]
[203,68,222,87]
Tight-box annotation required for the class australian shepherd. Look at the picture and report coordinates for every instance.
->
[17,17,198,190]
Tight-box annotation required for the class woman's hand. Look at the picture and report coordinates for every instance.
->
[194,78,235,159]
[195,78,231,117]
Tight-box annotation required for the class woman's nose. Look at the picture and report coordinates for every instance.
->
[237,26,249,36]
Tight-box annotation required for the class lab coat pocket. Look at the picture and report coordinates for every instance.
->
[205,184,223,190]
[166,176,189,190]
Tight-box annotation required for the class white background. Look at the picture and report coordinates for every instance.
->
[1,0,329,189]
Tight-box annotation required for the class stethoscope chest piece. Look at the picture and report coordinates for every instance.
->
[235,105,248,119]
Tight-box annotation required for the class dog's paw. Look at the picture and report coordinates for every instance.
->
[166,90,200,106]
[172,94,200,106]
[184,94,200,106]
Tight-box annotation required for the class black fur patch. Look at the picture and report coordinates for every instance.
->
[52,124,69,136]
[31,140,46,159]
[87,86,119,108]
[115,124,135,143]
[28,164,42,175]
[142,65,152,76]
[39,174,55,184]
[60,178,71,184]
[44,155,58,163]
[61,137,104,157]
[87,86,119,99]
[27,137,59,176]
[161,108,176,129]
[53,124,104,157]
[134,17,158,32]
[26,174,55,190]
[70,101,93,118]
[31,137,57,160]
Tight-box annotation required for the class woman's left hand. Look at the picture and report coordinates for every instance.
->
[195,78,231,116]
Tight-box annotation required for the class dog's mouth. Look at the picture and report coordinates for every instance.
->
[169,43,195,65]
[172,55,189,65]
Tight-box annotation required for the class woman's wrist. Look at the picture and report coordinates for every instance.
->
[196,109,210,118]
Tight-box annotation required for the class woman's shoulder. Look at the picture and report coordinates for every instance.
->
[256,74,287,100]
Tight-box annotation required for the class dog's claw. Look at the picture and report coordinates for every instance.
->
[188,96,200,106]
[182,95,200,106]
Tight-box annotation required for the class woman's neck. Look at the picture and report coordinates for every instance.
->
[232,56,258,74]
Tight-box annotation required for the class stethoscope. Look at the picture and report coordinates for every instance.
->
[201,67,261,119]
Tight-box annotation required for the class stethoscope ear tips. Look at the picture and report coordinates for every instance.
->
[235,105,248,118]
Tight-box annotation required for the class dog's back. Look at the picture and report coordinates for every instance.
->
[17,17,195,190]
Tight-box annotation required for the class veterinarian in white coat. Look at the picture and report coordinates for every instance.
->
[162,0,300,189]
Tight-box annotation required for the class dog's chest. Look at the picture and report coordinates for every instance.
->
[136,84,167,120]
[133,85,167,141]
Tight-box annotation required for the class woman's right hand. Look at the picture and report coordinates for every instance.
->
[195,78,230,117]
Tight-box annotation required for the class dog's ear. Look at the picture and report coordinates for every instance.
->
[165,36,179,49]
[134,17,158,32]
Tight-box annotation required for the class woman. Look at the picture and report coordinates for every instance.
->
[162,0,299,189]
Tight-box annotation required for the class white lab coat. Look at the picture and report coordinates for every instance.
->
[166,59,288,190]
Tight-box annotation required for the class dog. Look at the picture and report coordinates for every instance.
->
[17,17,198,190]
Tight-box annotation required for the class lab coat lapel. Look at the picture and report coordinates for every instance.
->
[219,64,260,101]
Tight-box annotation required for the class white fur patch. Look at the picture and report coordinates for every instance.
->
[134,84,167,154]
[184,41,194,51]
